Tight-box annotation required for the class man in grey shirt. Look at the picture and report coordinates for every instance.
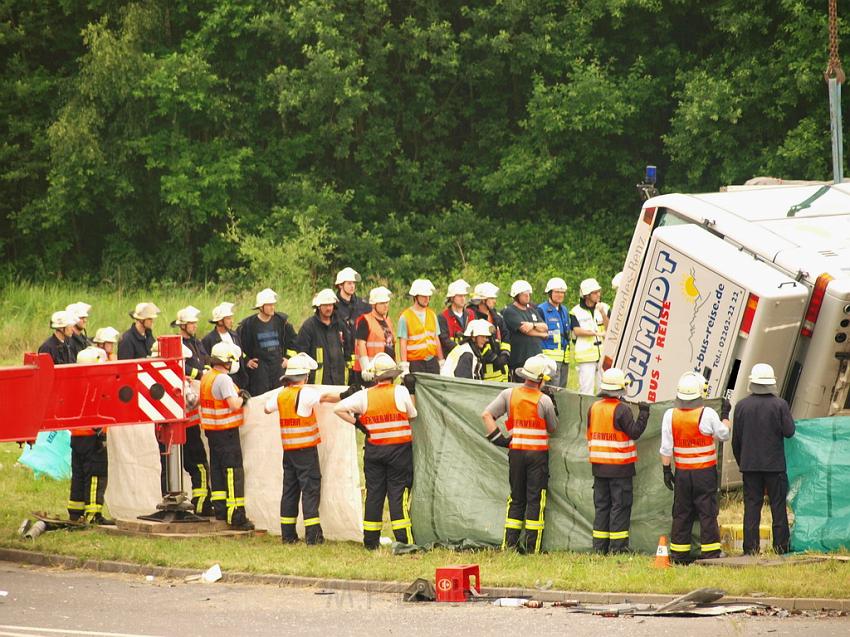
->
[482,354,558,554]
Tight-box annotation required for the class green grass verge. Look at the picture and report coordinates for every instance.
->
[3,445,849,599]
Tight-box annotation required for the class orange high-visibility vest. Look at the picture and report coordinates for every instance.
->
[277,386,321,451]
[587,398,637,465]
[672,407,716,470]
[199,369,243,431]
[360,384,412,446]
[353,312,396,372]
[400,307,438,361]
[505,386,549,451]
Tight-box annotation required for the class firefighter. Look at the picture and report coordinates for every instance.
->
[202,302,249,389]
[335,267,371,381]
[92,327,120,361]
[660,371,731,563]
[731,363,795,555]
[38,311,77,365]
[438,279,474,355]
[353,286,396,385]
[66,302,93,361]
[200,342,255,530]
[295,289,347,385]
[469,282,511,382]
[264,353,326,545]
[335,353,417,549]
[170,306,213,515]
[502,280,547,377]
[570,279,607,395]
[69,346,114,525]
[587,368,649,554]
[482,354,559,554]
[440,319,493,380]
[537,278,571,388]
[238,288,297,396]
[398,279,443,386]
[118,302,159,360]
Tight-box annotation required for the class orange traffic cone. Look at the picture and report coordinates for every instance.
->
[653,535,670,569]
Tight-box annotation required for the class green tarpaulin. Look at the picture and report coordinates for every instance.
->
[411,374,720,553]
[786,417,850,553]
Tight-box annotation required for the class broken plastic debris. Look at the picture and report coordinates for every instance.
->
[492,598,527,607]
[0,591,8,597]
[379,536,392,546]
[145,575,154,582]
[201,563,222,583]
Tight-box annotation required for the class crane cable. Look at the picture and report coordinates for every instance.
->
[826,0,845,83]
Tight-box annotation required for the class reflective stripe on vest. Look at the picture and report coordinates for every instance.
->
[199,369,243,431]
[587,398,637,464]
[401,307,439,360]
[570,304,604,364]
[277,386,321,450]
[353,312,396,372]
[186,405,201,428]
[672,407,716,470]
[506,386,549,451]
[440,342,482,379]
[361,384,412,445]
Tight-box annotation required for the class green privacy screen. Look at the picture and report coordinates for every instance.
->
[786,417,850,553]
[410,374,711,554]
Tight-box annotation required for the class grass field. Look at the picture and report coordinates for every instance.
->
[3,444,848,599]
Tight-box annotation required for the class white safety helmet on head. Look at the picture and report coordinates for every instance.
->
[471,282,499,301]
[283,352,318,377]
[50,310,77,329]
[677,371,707,401]
[368,286,392,304]
[368,352,403,381]
[131,302,161,321]
[253,288,278,309]
[335,267,361,286]
[611,272,623,290]
[210,341,242,365]
[749,363,776,385]
[66,302,91,319]
[600,367,628,392]
[446,279,471,299]
[92,326,120,344]
[464,318,494,338]
[516,354,556,383]
[510,280,533,298]
[312,288,339,307]
[172,305,201,327]
[209,302,236,324]
[545,277,568,294]
[408,279,435,297]
[76,346,107,364]
[579,278,602,297]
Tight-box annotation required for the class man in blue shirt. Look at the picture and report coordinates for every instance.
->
[537,277,571,388]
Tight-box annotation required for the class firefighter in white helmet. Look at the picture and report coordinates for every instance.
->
[92,327,120,361]
[118,302,160,360]
[237,288,297,396]
[334,267,371,379]
[295,289,347,385]
[202,302,248,389]
[353,286,396,384]
[398,279,443,390]
[586,368,649,553]
[660,371,731,563]
[38,311,77,365]
[537,278,571,388]
[482,354,559,554]
[502,280,547,378]
[440,319,493,380]
[171,306,207,381]
[469,282,511,382]
[438,279,475,355]
[65,301,93,361]
[570,278,607,394]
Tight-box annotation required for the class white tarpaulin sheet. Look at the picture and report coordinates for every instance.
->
[105,386,362,541]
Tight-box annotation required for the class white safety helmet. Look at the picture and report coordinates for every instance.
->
[446,279,471,299]
[600,367,628,391]
[368,286,392,304]
[516,354,556,383]
[131,302,161,321]
[464,318,494,338]
[253,288,278,309]
[471,282,500,301]
[50,310,77,329]
[66,302,91,319]
[611,272,623,290]
[92,326,120,344]
[509,280,533,298]
[283,352,318,377]
[369,352,402,380]
[579,278,602,297]
[408,278,435,297]
[749,363,776,385]
[172,305,201,327]
[335,267,361,286]
[210,341,242,365]
[676,371,707,401]
[76,346,107,364]
[209,302,236,324]
[545,277,568,294]
[312,288,339,307]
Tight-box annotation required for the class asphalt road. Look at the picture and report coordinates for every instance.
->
[0,562,847,637]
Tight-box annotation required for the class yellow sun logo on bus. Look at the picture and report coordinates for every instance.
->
[682,272,701,303]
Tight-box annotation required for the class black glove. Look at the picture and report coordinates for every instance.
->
[720,398,732,420]
[541,385,560,417]
[638,402,650,416]
[403,373,417,395]
[496,351,511,369]
[239,389,251,406]
[487,429,511,448]
[353,415,370,439]
[338,384,359,400]
[663,465,675,491]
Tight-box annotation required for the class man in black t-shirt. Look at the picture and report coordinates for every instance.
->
[501,280,548,376]
[237,288,297,396]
